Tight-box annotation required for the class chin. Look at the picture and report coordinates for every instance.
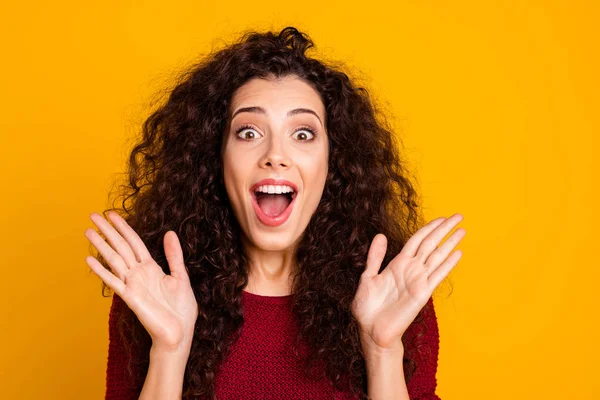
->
[246,230,300,252]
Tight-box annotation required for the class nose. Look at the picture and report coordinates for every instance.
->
[259,135,292,169]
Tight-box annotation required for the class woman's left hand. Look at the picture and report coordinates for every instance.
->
[351,213,466,354]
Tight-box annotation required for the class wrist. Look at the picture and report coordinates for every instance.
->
[151,329,194,355]
[360,331,404,359]
[140,343,190,399]
[362,339,408,400]
[150,341,192,365]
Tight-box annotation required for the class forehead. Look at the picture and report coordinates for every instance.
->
[229,76,325,118]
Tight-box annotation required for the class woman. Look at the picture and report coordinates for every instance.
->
[85,26,465,400]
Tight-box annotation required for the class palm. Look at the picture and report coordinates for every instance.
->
[85,212,198,353]
[352,258,431,350]
[120,259,196,350]
[351,214,466,352]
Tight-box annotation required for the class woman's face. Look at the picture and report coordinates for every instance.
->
[222,75,329,252]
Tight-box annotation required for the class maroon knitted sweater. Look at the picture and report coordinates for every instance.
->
[105,290,440,399]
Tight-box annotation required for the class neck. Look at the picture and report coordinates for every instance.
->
[241,235,298,296]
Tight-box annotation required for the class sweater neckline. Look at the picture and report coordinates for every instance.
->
[242,289,293,304]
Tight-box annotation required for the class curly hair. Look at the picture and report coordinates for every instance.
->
[92,26,443,400]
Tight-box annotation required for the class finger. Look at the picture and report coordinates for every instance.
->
[401,217,447,258]
[427,249,462,289]
[106,211,153,263]
[84,228,128,280]
[416,213,464,260]
[90,212,139,268]
[424,228,466,269]
[85,255,126,296]
[163,231,189,281]
[363,233,387,279]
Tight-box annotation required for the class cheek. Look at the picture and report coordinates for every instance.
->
[309,149,329,182]
[223,148,252,202]
[222,152,240,197]
[300,155,328,200]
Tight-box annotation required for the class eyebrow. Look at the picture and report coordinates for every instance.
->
[231,106,323,127]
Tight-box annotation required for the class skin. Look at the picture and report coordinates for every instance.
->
[352,214,466,399]
[221,75,329,296]
[353,214,466,352]
[83,73,466,399]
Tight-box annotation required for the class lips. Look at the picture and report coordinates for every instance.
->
[249,178,298,227]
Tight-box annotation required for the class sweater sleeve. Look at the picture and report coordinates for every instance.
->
[105,294,140,400]
[404,296,441,400]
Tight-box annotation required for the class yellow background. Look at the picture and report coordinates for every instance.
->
[1,1,597,398]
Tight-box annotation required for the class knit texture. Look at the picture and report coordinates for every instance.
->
[105,291,440,399]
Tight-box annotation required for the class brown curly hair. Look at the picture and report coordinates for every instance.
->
[92,26,443,400]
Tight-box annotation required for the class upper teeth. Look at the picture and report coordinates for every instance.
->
[255,185,295,194]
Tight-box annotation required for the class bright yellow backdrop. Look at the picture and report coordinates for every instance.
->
[1,1,597,399]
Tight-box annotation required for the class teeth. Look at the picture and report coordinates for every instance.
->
[255,185,295,194]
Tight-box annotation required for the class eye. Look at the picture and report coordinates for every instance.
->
[292,126,316,141]
[234,124,317,141]
[235,124,263,140]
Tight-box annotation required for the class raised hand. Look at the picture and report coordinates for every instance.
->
[84,211,198,354]
[351,213,466,354]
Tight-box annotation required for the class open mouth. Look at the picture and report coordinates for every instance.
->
[250,187,297,227]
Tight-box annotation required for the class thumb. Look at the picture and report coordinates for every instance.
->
[163,230,189,281]
[363,233,387,279]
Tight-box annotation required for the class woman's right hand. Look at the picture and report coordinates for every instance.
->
[85,211,198,355]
